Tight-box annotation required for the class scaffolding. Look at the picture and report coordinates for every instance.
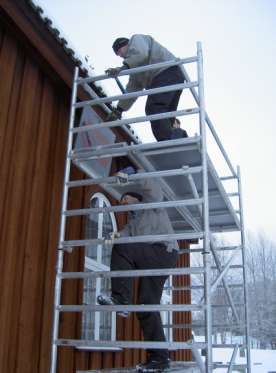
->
[50,42,251,373]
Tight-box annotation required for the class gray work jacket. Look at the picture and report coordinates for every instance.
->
[119,176,179,252]
[118,34,177,111]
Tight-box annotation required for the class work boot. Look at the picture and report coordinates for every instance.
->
[97,294,129,318]
[136,358,170,372]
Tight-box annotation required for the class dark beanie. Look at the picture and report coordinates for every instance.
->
[112,37,129,54]
[121,191,143,202]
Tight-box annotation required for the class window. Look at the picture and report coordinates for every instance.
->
[81,193,117,343]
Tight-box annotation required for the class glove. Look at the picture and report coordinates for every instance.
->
[115,172,129,185]
[105,107,123,122]
[105,66,123,77]
[104,232,120,245]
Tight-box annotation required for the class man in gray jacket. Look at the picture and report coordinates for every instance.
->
[98,168,178,372]
[106,34,185,142]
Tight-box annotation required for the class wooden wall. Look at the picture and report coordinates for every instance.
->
[0,18,70,373]
[0,7,192,373]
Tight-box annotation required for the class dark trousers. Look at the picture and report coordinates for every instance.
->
[111,242,178,360]
[145,66,185,142]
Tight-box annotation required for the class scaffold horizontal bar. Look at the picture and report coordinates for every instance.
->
[214,364,247,369]
[57,304,204,313]
[71,108,199,133]
[77,57,198,84]
[56,339,206,350]
[212,304,245,308]
[74,81,198,108]
[179,245,242,254]
[220,175,237,181]
[76,361,199,373]
[67,166,203,188]
[165,283,244,291]
[227,192,239,197]
[212,344,245,348]
[76,362,198,373]
[59,267,204,280]
[61,232,204,248]
[64,198,203,216]
[70,136,201,161]
[163,322,246,329]
[211,264,243,270]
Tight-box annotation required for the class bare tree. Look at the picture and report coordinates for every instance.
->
[246,232,276,348]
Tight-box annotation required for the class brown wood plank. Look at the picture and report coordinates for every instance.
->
[0,31,22,221]
[15,71,60,373]
[39,95,69,373]
[14,58,44,373]
[0,28,24,317]
[0,57,41,373]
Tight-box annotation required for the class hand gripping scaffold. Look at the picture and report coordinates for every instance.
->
[49,42,251,373]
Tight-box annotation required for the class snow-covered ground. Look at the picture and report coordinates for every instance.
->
[213,348,276,372]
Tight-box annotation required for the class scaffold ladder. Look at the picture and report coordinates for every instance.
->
[49,42,251,373]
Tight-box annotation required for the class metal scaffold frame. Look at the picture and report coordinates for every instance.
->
[49,42,251,373]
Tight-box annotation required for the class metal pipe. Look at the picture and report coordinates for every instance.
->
[71,107,199,133]
[74,81,198,108]
[70,135,201,160]
[237,166,251,373]
[227,344,239,373]
[197,41,212,373]
[66,165,202,188]
[49,67,79,373]
[61,231,204,248]
[64,197,203,216]
[78,57,198,84]
[59,266,204,279]
[57,304,204,313]
[56,339,206,350]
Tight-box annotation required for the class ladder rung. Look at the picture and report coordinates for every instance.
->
[211,264,243,270]
[66,166,203,188]
[69,136,201,161]
[74,81,198,109]
[59,267,205,280]
[57,304,205,313]
[213,364,248,369]
[212,304,245,308]
[77,56,199,84]
[212,343,245,348]
[76,361,198,372]
[220,175,237,181]
[61,232,204,248]
[56,339,206,350]
[164,322,246,329]
[179,245,242,254]
[63,198,204,216]
[72,108,200,134]
[164,283,245,291]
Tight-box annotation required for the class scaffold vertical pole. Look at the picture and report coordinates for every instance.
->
[197,41,213,373]
[49,67,79,373]
[237,166,251,373]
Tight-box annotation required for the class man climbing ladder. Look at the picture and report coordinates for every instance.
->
[98,166,179,372]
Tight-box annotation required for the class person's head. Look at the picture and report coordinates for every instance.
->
[172,118,181,129]
[120,192,143,205]
[112,37,129,58]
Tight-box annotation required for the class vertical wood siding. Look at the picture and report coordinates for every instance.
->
[0,19,192,373]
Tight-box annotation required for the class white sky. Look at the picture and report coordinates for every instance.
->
[37,0,276,241]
